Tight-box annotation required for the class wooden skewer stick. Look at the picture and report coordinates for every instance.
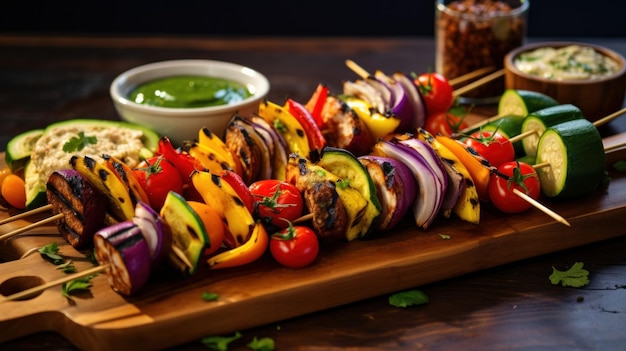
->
[293,213,314,223]
[448,66,497,87]
[345,59,371,79]
[458,113,508,134]
[0,204,53,225]
[0,264,107,303]
[452,69,505,98]
[592,107,626,127]
[508,129,538,144]
[512,189,571,227]
[0,213,63,241]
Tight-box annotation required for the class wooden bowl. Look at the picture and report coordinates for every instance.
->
[504,41,626,121]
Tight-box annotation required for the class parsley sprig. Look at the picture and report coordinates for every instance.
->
[63,131,97,152]
[549,262,590,287]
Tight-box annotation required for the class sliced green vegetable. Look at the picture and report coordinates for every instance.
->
[521,104,584,157]
[497,89,559,117]
[5,129,44,172]
[536,119,605,199]
[159,191,209,275]
[316,146,381,238]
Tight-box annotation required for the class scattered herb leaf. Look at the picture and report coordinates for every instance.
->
[61,275,95,299]
[247,337,275,351]
[336,179,350,189]
[549,262,590,287]
[389,290,429,308]
[201,332,242,351]
[57,260,77,274]
[38,242,64,264]
[613,160,626,172]
[201,291,219,301]
[63,131,97,152]
[438,233,451,239]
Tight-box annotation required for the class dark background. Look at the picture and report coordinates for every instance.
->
[0,1,623,38]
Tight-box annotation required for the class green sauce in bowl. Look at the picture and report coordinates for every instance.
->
[128,76,252,108]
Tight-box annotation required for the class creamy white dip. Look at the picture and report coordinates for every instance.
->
[514,45,620,80]
[27,124,145,194]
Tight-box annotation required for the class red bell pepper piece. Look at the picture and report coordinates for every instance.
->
[286,98,326,151]
[156,136,205,184]
[304,83,329,128]
[219,169,255,214]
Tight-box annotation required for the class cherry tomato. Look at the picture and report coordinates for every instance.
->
[270,224,319,268]
[424,106,469,137]
[133,155,184,211]
[463,130,515,167]
[415,72,454,116]
[249,179,304,229]
[488,161,541,213]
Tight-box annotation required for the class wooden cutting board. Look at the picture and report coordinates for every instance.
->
[1,135,626,351]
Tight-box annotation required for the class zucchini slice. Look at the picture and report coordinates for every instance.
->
[536,119,605,199]
[521,104,584,157]
[5,129,44,172]
[497,89,559,117]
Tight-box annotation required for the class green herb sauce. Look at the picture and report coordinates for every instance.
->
[128,76,252,108]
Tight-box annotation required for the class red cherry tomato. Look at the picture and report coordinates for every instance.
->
[488,161,541,213]
[424,107,469,137]
[133,155,184,211]
[415,72,454,116]
[249,179,304,229]
[463,130,515,167]
[270,224,319,268]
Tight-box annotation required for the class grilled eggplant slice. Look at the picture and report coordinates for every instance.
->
[46,169,107,251]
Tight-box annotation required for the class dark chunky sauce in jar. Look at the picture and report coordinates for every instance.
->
[436,0,528,102]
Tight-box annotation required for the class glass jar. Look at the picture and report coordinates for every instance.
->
[435,0,529,104]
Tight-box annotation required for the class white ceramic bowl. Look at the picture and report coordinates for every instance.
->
[110,59,270,145]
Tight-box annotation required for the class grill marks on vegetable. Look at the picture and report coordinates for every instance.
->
[45,169,106,250]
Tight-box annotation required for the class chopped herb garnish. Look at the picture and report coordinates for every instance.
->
[63,131,97,152]
[201,332,242,351]
[201,291,219,301]
[61,275,95,299]
[247,337,275,351]
[389,290,429,308]
[613,160,626,172]
[549,262,590,287]
[438,233,451,240]
[38,242,64,264]
[336,179,350,189]
[57,260,77,274]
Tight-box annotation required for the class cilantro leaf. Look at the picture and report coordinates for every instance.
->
[63,131,97,152]
[247,337,275,351]
[61,275,95,299]
[549,262,590,287]
[38,242,64,264]
[389,290,429,308]
[57,260,77,274]
[201,332,242,351]
[201,291,219,301]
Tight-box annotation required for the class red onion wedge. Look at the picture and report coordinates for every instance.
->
[392,72,427,131]
[374,70,416,132]
[375,138,447,229]
[133,201,172,265]
[93,221,152,296]
[249,114,289,180]
[358,155,417,232]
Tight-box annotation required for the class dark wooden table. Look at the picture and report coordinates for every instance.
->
[1,35,625,351]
